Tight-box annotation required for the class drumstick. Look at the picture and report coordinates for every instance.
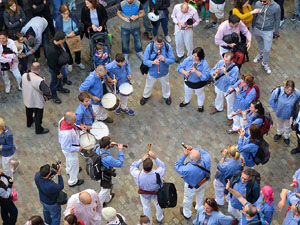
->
[113,74,116,94]
[147,144,151,154]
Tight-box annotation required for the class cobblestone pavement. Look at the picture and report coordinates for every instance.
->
[0,0,300,224]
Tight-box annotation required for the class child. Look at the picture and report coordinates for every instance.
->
[14,32,29,75]
[290,168,300,194]
[75,92,95,130]
[200,0,210,23]
[93,44,110,67]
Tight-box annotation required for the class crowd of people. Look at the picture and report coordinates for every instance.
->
[0,0,300,224]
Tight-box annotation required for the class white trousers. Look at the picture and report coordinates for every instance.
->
[1,69,22,88]
[92,104,108,121]
[99,187,111,204]
[183,181,208,218]
[184,83,205,107]
[228,199,242,220]
[143,74,170,99]
[276,117,291,139]
[0,156,13,177]
[174,27,193,57]
[232,114,244,131]
[62,151,79,185]
[140,195,163,225]
[214,86,235,119]
[120,95,129,110]
[213,179,226,206]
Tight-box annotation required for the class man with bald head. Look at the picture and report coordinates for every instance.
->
[58,112,84,187]
[64,189,102,225]
[21,62,51,134]
[174,144,211,220]
[171,2,200,63]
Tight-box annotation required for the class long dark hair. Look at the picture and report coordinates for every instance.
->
[234,0,249,14]
[252,100,265,121]
[204,198,219,212]
[64,214,81,225]
[249,124,263,143]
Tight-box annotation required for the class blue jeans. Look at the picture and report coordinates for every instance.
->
[41,202,61,225]
[51,0,66,22]
[142,0,152,32]
[49,67,65,98]
[34,28,49,59]
[121,27,142,55]
[152,17,169,37]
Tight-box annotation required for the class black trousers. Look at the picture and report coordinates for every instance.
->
[0,201,18,225]
[25,107,44,134]
[275,0,285,20]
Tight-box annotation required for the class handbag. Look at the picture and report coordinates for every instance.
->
[56,190,68,205]
[291,121,299,131]
[1,63,10,71]
[66,19,83,53]
[11,188,18,201]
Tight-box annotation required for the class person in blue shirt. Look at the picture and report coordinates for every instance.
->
[254,185,275,225]
[106,53,134,116]
[177,47,211,112]
[227,74,257,134]
[140,35,175,106]
[34,164,64,225]
[95,136,124,207]
[174,144,211,220]
[193,198,233,225]
[93,43,110,66]
[269,80,300,147]
[214,145,243,206]
[278,189,300,225]
[0,118,19,178]
[226,179,260,225]
[290,168,300,193]
[130,150,166,225]
[79,65,113,123]
[210,52,239,126]
[237,124,262,167]
[75,92,95,130]
[241,100,264,133]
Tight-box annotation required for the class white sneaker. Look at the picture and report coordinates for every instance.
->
[165,35,171,43]
[253,54,263,63]
[205,19,210,23]
[262,62,271,74]
[280,19,284,27]
[18,85,22,91]
[5,86,10,94]
[200,17,203,22]
[77,63,85,70]
[124,54,129,61]
[67,65,73,72]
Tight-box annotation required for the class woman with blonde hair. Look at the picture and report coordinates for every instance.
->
[213,145,243,206]
[254,185,274,224]
[3,0,25,37]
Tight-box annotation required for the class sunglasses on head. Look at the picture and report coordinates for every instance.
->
[206,199,215,206]
[296,202,300,213]
[260,0,267,3]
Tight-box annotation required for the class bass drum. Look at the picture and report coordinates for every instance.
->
[79,132,96,151]
[89,121,109,141]
[119,82,133,96]
[101,93,120,111]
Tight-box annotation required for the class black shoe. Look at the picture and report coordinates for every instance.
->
[175,56,184,63]
[140,97,149,105]
[198,106,204,112]
[274,134,282,142]
[27,122,34,128]
[284,138,290,146]
[107,193,115,203]
[165,97,172,105]
[79,167,82,173]
[69,179,84,187]
[58,88,70,94]
[180,207,191,220]
[52,97,62,104]
[291,148,300,154]
[63,79,72,85]
[179,102,189,107]
[205,22,217,29]
[100,117,113,123]
[36,128,49,135]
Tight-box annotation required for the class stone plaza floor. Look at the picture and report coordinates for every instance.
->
[1,0,300,224]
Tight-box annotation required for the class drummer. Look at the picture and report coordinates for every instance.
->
[75,92,95,131]
[79,65,114,123]
[106,53,135,116]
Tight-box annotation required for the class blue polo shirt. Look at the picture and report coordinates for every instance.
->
[231,179,246,210]
[239,202,259,225]
[283,191,300,225]
[237,137,259,168]
[231,80,256,113]
[75,103,95,126]
[95,147,124,169]
[105,60,131,88]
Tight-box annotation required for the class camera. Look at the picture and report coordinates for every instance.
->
[49,161,61,178]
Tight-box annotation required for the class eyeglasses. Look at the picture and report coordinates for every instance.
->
[260,0,267,3]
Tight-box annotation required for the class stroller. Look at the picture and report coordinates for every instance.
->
[88,31,112,69]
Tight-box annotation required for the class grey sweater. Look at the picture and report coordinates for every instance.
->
[252,0,280,33]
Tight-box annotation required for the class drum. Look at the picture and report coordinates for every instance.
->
[101,93,120,111]
[79,132,96,150]
[119,82,133,96]
[89,121,109,140]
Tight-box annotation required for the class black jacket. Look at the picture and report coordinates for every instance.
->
[291,98,300,120]
[46,40,65,76]
[149,0,170,11]
[28,0,51,17]
[81,5,108,35]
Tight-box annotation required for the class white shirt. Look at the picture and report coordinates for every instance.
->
[171,3,200,27]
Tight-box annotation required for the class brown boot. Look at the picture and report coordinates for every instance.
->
[210,107,223,115]
[12,160,20,172]
[226,119,233,126]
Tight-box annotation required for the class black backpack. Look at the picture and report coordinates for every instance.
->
[85,151,108,181]
[232,42,248,69]
[155,173,177,208]
[251,139,270,165]
[116,214,127,225]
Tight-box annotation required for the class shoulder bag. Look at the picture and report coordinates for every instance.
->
[66,19,83,53]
